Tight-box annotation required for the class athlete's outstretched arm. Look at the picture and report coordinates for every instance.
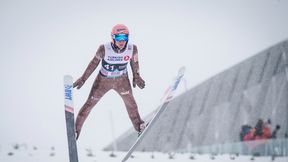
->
[130,45,145,89]
[74,45,105,89]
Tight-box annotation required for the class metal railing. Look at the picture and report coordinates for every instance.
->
[189,138,288,156]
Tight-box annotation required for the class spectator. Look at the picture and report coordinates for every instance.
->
[260,121,271,139]
[254,119,264,137]
[271,125,281,139]
[240,125,252,141]
[243,127,256,141]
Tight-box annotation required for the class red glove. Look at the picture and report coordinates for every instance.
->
[73,77,85,89]
[133,75,145,89]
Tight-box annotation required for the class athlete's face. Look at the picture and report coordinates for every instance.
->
[113,34,128,50]
[115,40,127,49]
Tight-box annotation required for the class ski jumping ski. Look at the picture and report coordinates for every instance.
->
[64,75,79,162]
[122,66,186,162]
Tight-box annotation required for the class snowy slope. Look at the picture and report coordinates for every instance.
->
[1,146,287,162]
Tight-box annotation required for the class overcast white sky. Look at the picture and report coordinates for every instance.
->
[1,0,288,152]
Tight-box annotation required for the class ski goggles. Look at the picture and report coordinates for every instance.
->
[113,34,129,42]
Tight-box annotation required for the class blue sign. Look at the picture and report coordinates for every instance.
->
[65,85,72,100]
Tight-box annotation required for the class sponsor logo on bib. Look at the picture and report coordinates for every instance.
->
[124,56,130,61]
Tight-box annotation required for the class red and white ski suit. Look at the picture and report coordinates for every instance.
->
[73,42,145,138]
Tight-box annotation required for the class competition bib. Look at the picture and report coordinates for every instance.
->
[100,43,133,78]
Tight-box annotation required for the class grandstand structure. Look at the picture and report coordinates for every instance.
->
[104,40,288,153]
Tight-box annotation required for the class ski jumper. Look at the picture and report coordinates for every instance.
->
[75,42,144,135]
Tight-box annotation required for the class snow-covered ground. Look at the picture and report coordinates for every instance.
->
[1,147,287,162]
